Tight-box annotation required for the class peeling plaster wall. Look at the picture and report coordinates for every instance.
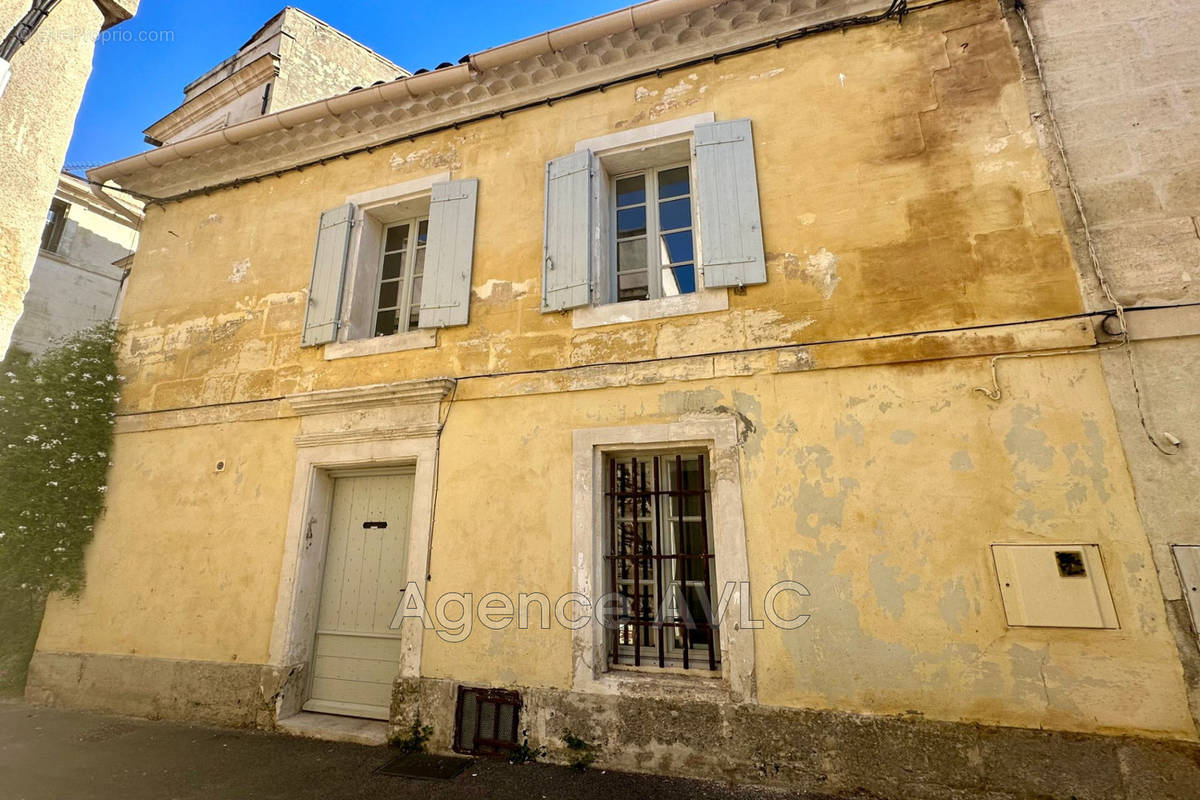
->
[110,0,1080,415]
[35,354,1195,739]
[415,356,1192,738]
[32,0,1198,746]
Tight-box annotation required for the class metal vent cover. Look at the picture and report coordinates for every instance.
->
[453,686,521,756]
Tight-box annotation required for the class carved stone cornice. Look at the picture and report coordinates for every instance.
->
[286,378,455,416]
[293,424,443,448]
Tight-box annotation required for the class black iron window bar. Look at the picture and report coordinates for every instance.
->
[604,452,719,671]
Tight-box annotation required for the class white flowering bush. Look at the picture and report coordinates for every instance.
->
[0,323,120,693]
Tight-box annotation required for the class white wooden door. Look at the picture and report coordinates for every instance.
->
[305,471,413,719]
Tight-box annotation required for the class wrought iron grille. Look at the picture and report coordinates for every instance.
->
[604,451,719,671]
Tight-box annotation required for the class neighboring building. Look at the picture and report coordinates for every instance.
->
[0,0,139,359]
[143,6,406,146]
[9,171,141,357]
[26,1,1200,796]
[1020,0,1200,730]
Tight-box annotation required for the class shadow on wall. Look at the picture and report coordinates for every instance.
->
[0,590,45,697]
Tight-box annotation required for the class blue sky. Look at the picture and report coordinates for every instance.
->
[64,1,622,170]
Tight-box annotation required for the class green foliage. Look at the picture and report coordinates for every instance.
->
[0,323,120,598]
[560,729,595,771]
[0,591,44,696]
[0,324,120,694]
[508,731,547,765]
[390,718,433,753]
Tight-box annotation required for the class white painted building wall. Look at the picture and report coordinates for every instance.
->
[8,173,140,356]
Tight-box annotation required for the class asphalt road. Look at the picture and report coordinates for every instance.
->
[0,701,833,800]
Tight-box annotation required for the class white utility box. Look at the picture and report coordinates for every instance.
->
[991,543,1118,629]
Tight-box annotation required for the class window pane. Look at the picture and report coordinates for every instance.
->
[413,246,426,278]
[385,224,410,252]
[374,310,398,337]
[416,219,429,246]
[657,166,690,199]
[381,252,406,281]
[661,264,696,296]
[617,207,647,238]
[618,272,649,302]
[377,280,400,310]
[409,276,423,322]
[681,456,704,493]
[615,175,646,207]
[658,197,692,232]
[659,230,694,265]
[617,239,647,271]
[685,585,715,631]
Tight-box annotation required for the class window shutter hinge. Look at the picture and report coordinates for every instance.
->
[695,136,746,148]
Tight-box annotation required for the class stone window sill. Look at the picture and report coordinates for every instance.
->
[590,666,731,702]
[571,289,728,330]
[323,329,437,361]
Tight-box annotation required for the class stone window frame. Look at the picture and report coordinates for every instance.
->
[571,112,729,330]
[571,417,756,703]
[324,172,450,361]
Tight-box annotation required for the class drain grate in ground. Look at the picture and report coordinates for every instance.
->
[375,752,474,780]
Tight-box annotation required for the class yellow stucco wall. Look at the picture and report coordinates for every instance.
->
[415,355,1192,739]
[34,0,1196,740]
[113,0,1078,413]
[36,417,300,663]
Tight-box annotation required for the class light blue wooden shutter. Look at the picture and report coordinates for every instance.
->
[301,203,354,346]
[694,119,766,288]
[419,178,478,328]
[542,150,593,311]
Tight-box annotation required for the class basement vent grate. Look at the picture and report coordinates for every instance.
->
[453,686,521,756]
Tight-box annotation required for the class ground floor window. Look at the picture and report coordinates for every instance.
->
[605,450,719,671]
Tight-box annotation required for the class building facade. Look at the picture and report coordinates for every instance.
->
[9,171,141,357]
[0,0,138,359]
[27,0,1200,795]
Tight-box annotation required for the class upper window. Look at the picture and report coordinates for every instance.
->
[542,117,765,315]
[374,218,428,337]
[301,178,478,349]
[605,449,719,672]
[41,199,69,253]
[613,165,697,303]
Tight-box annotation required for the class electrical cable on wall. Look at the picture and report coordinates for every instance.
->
[422,379,458,584]
[975,2,1181,457]
[0,0,63,100]
[76,0,1181,456]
